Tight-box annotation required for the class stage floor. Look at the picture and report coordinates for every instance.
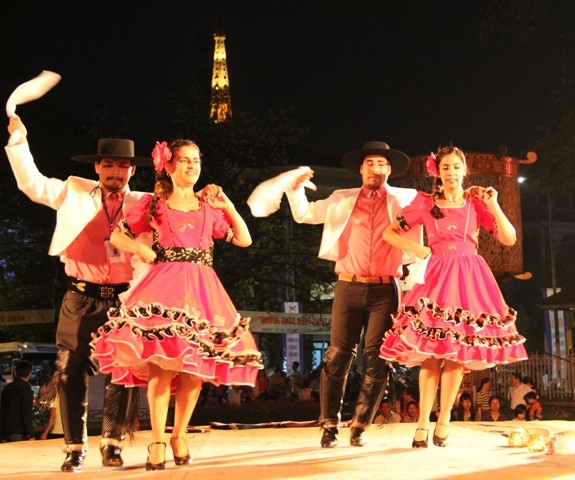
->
[1,421,574,479]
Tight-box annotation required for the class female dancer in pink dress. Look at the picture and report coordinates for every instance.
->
[379,146,527,448]
[92,139,262,469]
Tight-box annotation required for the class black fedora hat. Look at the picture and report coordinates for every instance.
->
[71,138,152,166]
[342,141,410,177]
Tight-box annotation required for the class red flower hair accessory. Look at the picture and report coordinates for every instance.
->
[426,153,438,177]
[151,141,172,172]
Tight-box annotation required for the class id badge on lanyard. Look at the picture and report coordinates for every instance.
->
[102,191,126,264]
[104,237,127,264]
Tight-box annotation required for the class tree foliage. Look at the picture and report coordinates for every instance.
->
[534,58,575,189]
[476,0,547,45]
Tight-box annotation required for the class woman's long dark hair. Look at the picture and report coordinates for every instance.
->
[429,146,467,219]
[147,139,201,223]
[457,391,476,421]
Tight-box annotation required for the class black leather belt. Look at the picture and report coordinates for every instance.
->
[68,278,129,300]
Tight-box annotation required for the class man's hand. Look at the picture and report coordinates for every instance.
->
[417,245,432,260]
[292,167,314,189]
[8,115,27,138]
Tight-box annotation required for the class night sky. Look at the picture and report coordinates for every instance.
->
[1,0,572,159]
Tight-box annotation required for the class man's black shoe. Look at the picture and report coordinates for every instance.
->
[61,450,86,473]
[320,427,338,448]
[100,444,124,467]
[350,427,368,447]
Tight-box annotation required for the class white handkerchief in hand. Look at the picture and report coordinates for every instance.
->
[247,166,316,217]
[6,70,62,117]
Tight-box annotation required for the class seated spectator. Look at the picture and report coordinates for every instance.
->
[475,377,492,418]
[509,373,533,410]
[198,382,220,407]
[481,395,507,421]
[512,403,527,421]
[394,398,403,417]
[523,376,536,391]
[241,385,255,403]
[524,391,543,421]
[216,384,229,404]
[227,386,243,405]
[374,398,402,425]
[288,361,304,397]
[522,376,541,400]
[402,400,419,423]
[254,370,269,400]
[300,363,322,403]
[399,387,418,419]
[268,366,288,399]
[456,392,477,421]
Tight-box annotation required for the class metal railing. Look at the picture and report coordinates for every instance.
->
[468,353,575,401]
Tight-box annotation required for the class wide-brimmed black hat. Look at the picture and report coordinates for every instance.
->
[71,138,152,166]
[342,141,410,177]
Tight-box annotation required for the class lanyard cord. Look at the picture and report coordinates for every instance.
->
[102,191,124,234]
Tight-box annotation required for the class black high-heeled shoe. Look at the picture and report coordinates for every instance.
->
[145,442,166,471]
[412,428,429,448]
[433,423,449,447]
[171,437,191,466]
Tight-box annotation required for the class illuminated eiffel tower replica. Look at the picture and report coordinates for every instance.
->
[210,32,232,123]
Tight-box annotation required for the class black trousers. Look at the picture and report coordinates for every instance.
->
[320,280,396,428]
[56,290,134,446]
[330,281,396,354]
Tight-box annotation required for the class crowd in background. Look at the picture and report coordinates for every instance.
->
[194,363,545,429]
[0,359,545,442]
[372,373,544,426]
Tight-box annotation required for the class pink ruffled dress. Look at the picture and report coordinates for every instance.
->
[91,195,262,389]
[379,192,528,370]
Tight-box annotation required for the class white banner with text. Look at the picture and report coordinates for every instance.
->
[243,311,331,334]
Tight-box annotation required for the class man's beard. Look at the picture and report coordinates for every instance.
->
[366,176,385,189]
[102,177,125,192]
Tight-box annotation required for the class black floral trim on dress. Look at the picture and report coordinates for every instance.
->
[116,220,214,266]
[399,297,517,331]
[396,214,410,232]
[155,245,214,266]
[387,296,525,349]
[394,317,526,349]
[117,219,136,238]
[96,303,263,368]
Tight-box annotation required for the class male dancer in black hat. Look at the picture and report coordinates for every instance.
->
[5,115,149,472]
[284,141,422,447]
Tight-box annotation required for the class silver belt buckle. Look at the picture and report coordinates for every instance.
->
[98,286,116,299]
